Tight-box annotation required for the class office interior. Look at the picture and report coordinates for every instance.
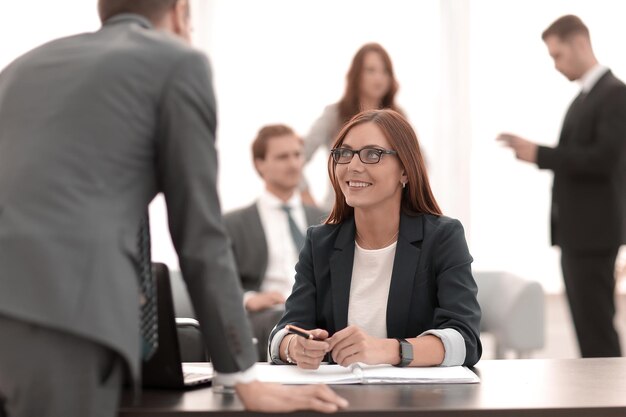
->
[2,0,624,360]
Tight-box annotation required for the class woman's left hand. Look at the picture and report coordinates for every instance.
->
[327,325,399,367]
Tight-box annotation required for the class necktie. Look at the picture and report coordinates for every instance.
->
[280,205,305,250]
[138,214,158,360]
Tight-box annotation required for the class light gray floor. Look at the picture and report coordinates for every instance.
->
[481,293,626,360]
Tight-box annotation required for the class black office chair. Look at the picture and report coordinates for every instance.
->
[169,269,259,361]
[175,318,208,362]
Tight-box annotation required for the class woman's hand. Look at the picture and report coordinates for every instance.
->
[286,329,330,370]
[327,325,400,366]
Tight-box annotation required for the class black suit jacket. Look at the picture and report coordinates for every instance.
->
[223,202,326,291]
[269,213,482,367]
[537,70,626,252]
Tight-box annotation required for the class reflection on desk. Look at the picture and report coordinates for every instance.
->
[120,358,626,417]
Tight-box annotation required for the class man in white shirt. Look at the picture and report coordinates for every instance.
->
[224,124,325,359]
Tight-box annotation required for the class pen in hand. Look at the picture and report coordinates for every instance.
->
[286,324,320,340]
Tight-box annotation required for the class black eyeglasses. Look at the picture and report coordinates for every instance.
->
[330,147,398,164]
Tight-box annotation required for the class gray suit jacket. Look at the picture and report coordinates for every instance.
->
[223,202,325,291]
[0,14,256,380]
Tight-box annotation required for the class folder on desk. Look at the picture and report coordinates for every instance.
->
[255,363,479,385]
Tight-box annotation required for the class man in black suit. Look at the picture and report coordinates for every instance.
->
[499,15,626,358]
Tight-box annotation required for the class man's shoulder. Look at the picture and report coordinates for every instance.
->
[223,203,259,224]
[303,204,327,225]
[594,70,626,95]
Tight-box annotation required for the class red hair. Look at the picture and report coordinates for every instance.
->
[326,109,441,224]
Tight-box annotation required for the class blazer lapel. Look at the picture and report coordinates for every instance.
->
[329,217,356,331]
[386,213,424,338]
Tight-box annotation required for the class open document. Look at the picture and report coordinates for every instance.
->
[255,363,479,385]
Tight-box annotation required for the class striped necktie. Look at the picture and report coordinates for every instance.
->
[138,214,158,360]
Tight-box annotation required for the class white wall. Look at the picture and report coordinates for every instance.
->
[0,1,100,70]
[151,0,443,269]
[468,0,626,291]
[2,1,625,292]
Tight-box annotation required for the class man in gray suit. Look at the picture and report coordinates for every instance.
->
[0,1,347,416]
[224,124,325,359]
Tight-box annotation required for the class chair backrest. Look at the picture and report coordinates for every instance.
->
[168,270,208,362]
[169,270,196,318]
[474,271,545,356]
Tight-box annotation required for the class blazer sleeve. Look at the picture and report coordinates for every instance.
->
[303,104,340,162]
[431,219,482,366]
[154,51,257,374]
[537,86,626,177]
[299,104,341,191]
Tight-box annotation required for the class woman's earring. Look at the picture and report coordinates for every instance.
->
[402,182,407,189]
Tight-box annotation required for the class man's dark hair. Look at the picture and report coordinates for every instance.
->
[98,0,178,23]
[252,124,299,161]
[542,15,590,41]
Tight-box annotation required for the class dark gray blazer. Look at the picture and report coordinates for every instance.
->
[269,213,482,367]
[224,202,326,291]
[0,14,256,379]
[537,70,626,252]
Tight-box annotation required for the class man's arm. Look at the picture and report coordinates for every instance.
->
[154,50,348,413]
[155,50,256,373]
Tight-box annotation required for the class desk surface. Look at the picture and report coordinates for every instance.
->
[119,358,626,416]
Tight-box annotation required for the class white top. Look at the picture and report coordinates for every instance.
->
[347,241,397,338]
[269,238,467,367]
[256,189,307,298]
[579,64,609,93]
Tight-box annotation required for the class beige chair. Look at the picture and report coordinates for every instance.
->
[474,271,545,359]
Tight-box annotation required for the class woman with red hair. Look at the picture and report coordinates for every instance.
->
[270,109,481,369]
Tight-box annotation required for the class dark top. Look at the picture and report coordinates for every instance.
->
[537,70,626,252]
[269,212,482,366]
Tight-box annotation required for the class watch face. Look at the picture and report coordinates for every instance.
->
[399,338,413,366]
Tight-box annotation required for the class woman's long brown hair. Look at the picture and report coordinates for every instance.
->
[338,43,401,124]
[326,109,441,224]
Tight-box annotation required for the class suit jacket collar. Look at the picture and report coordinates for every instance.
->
[584,69,614,101]
[329,212,424,335]
[579,65,609,93]
[104,13,153,29]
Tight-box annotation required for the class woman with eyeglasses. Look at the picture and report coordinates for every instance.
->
[300,43,403,210]
[269,109,481,369]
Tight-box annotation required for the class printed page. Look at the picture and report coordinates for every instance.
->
[255,363,359,384]
[359,364,480,384]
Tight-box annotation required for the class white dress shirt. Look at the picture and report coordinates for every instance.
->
[255,189,307,298]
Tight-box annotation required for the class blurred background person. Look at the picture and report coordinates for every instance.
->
[498,14,626,358]
[301,42,403,210]
[269,109,481,369]
[224,124,324,360]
